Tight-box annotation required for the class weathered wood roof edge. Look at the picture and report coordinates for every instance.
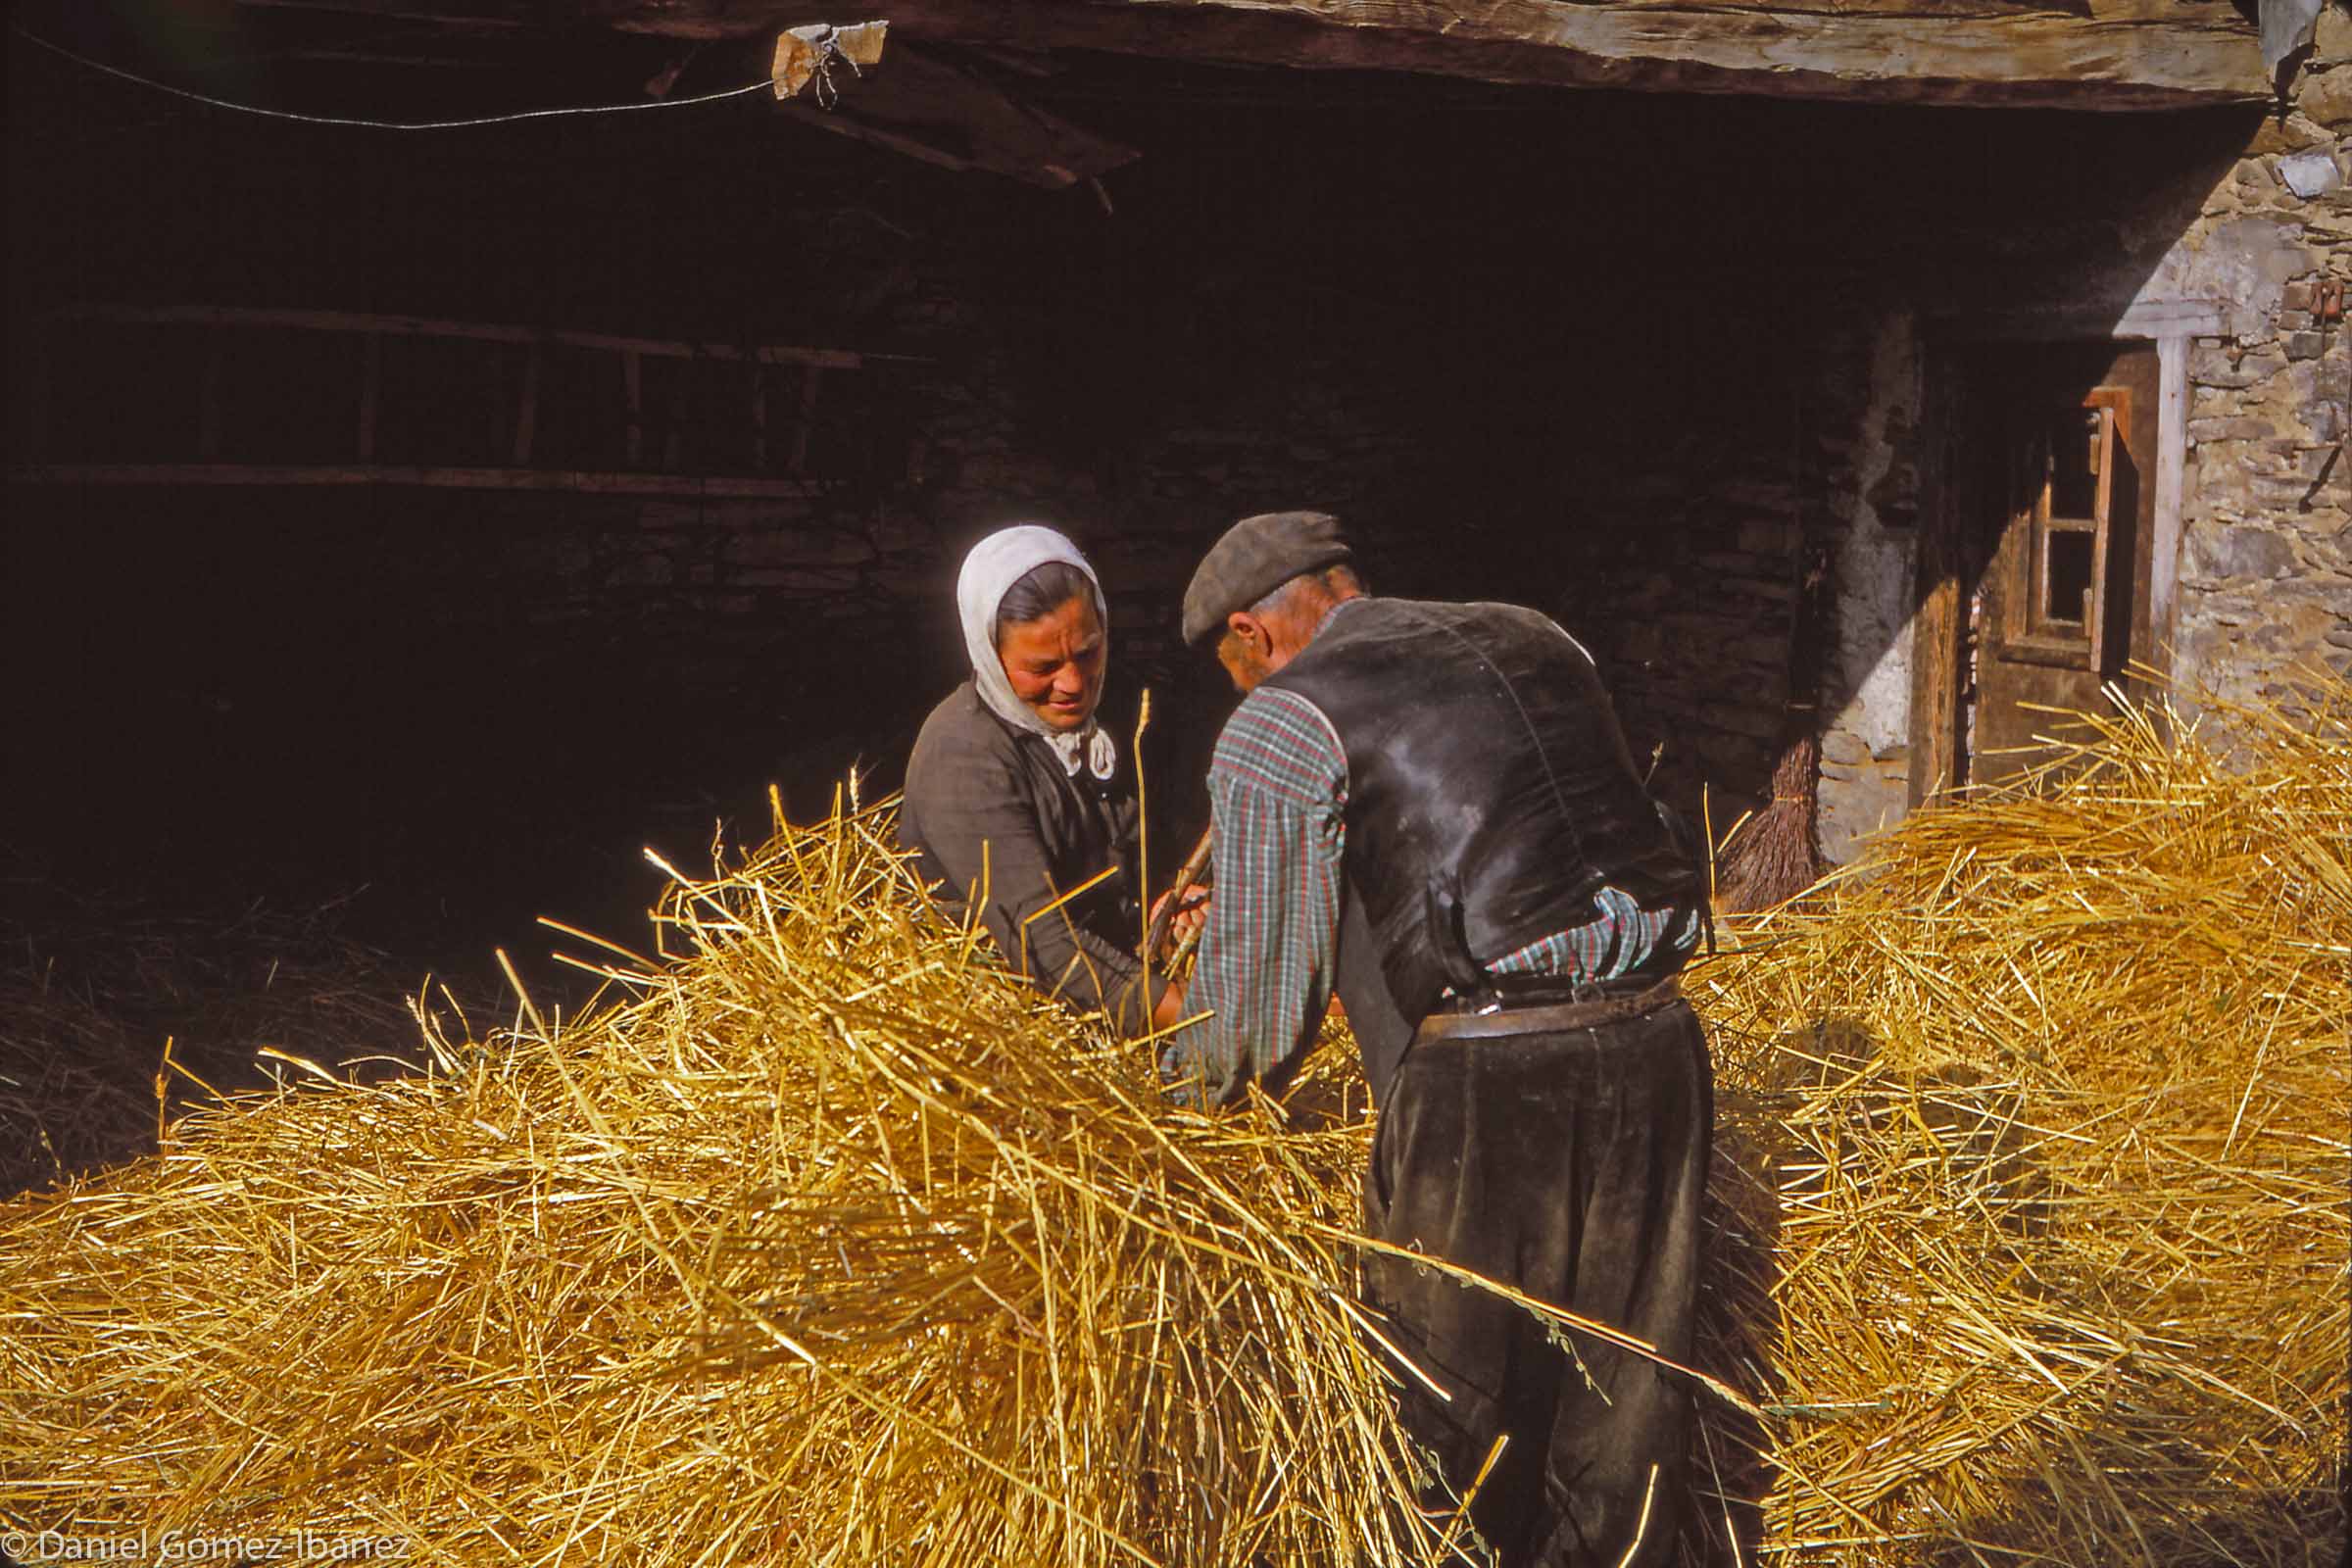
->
[563,0,2279,110]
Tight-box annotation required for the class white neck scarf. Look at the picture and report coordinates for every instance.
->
[956,524,1117,780]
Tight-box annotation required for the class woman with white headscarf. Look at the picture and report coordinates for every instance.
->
[901,525,1181,1037]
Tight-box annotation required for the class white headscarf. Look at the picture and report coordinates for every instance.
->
[956,524,1117,780]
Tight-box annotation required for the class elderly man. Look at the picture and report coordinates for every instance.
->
[1161,512,1713,1568]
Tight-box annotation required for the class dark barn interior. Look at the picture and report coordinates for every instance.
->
[4,12,2259,1108]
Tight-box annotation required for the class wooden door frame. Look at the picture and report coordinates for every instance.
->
[1907,299,2216,807]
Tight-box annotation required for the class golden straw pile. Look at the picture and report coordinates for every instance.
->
[0,798,1446,1567]
[2,680,2346,1566]
[1690,681,2350,1563]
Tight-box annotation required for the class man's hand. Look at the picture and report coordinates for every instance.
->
[1151,977,1190,1033]
[1149,885,1210,949]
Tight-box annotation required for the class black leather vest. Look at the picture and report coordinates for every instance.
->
[1264,598,1700,1094]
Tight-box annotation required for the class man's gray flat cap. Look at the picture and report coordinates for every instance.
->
[1180,512,1355,646]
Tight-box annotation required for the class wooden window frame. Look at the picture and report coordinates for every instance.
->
[2002,389,2127,670]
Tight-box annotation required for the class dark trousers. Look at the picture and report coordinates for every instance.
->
[1361,999,1712,1568]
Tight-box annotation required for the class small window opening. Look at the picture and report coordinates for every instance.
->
[2043,528,2095,625]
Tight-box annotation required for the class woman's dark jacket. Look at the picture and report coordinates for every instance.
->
[900,681,1159,1036]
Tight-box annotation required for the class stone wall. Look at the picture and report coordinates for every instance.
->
[2170,31,2352,722]
[1803,17,2350,857]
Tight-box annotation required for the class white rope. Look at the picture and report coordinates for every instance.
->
[14,24,772,131]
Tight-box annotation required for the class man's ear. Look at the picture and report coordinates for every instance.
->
[1226,611,1272,658]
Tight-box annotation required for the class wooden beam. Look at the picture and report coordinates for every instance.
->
[48,304,888,370]
[580,0,2271,110]
[775,38,1138,188]
[225,0,2272,108]
[9,463,824,498]
[235,0,539,29]
[1938,299,2230,342]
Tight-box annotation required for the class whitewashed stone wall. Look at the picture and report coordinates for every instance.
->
[1815,314,1927,863]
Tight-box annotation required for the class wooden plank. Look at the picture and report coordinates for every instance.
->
[2110,347,2163,687]
[488,339,509,461]
[2085,402,2118,674]
[358,332,381,462]
[22,323,49,463]
[663,357,688,471]
[789,366,823,473]
[197,329,225,461]
[751,365,769,472]
[247,0,2257,24]
[513,339,543,466]
[1906,352,1966,808]
[622,349,643,467]
[236,0,539,28]
[579,0,2269,109]
[49,303,883,370]
[774,100,974,173]
[774,37,1137,189]
[8,463,822,499]
[1942,299,2230,341]
[2116,299,2230,339]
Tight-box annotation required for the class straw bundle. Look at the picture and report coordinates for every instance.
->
[0,801,1447,1566]
[1689,684,2350,1563]
[1,680,2345,1565]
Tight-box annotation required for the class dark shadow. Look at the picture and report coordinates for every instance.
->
[1680,1010,2087,1565]
[1680,1043,1788,1566]
[1677,1012,1879,1566]
[0,856,482,1198]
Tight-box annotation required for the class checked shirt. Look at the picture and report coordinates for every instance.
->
[1161,600,1697,1104]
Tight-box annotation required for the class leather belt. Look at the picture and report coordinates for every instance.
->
[1413,976,1684,1044]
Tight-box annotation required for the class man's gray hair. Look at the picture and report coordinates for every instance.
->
[1248,563,1362,618]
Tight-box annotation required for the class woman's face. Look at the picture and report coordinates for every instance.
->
[997,593,1105,733]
